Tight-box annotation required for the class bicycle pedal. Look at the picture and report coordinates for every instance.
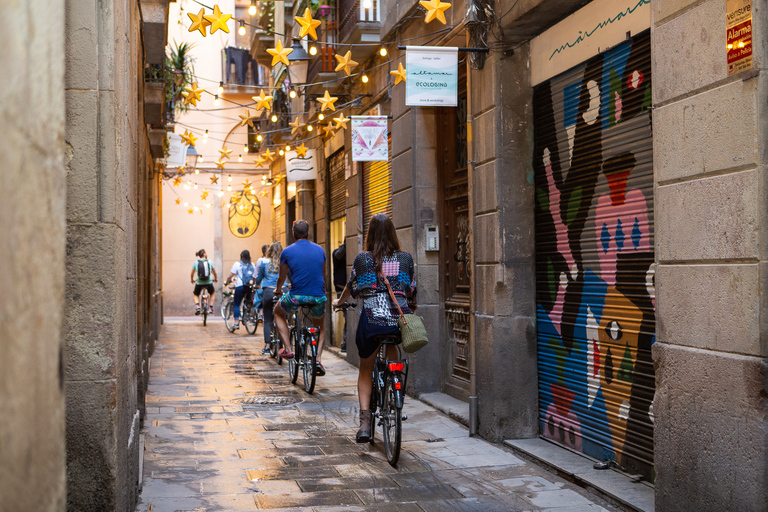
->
[401,414,407,421]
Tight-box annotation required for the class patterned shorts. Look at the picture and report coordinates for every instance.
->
[277,292,327,318]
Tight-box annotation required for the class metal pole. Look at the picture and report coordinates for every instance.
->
[465,31,478,437]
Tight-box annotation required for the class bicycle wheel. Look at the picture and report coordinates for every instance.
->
[288,328,299,384]
[202,293,208,326]
[224,303,235,333]
[244,307,258,335]
[220,298,229,319]
[302,331,317,394]
[382,377,402,466]
[269,324,279,359]
[368,383,378,445]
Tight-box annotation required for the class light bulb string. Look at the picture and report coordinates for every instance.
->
[164,178,271,211]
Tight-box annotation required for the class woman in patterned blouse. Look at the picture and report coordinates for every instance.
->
[333,214,417,442]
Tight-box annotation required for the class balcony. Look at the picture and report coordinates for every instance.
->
[337,0,381,59]
[221,46,270,93]
[306,44,339,94]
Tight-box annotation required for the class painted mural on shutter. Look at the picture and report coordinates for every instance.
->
[328,149,346,221]
[362,144,392,235]
[533,30,655,480]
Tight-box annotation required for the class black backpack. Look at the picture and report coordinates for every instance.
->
[197,259,210,280]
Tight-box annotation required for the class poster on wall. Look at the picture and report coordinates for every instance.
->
[351,116,388,161]
[405,46,458,106]
[286,149,317,182]
[166,132,187,168]
[726,0,752,76]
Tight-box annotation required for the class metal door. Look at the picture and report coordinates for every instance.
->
[533,31,655,480]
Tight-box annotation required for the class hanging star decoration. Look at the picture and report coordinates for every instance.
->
[322,124,335,137]
[242,179,253,192]
[334,50,359,76]
[187,8,211,37]
[289,117,302,135]
[204,4,232,34]
[254,155,266,167]
[295,8,322,40]
[216,160,227,170]
[252,90,274,111]
[296,143,308,158]
[173,176,182,186]
[390,62,407,85]
[238,109,255,127]
[259,190,269,198]
[201,190,209,200]
[419,0,451,23]
[262,148,275,161]
[333,113,350,130]
[210,175,219,185]
[188,207,194,214]
[181,82,205,106]
[219,146,233,160]
[175,197,181,205]
[316,90,338,111]
[180,130,198,147]
[266,39,293,67]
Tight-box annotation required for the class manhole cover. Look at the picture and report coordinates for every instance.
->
[232,396,303,406]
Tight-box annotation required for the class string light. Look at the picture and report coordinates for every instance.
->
[243,145,249,153]
[271,114,278,122]
[285,145,291,151]
[203,129,208,143]
[363,0,372,8]
[279,149,285,156]
[214,94,220,106]
[199,156,204,162]
[218,191,224,197]
[256,134,263,142]
[228,175,233,182]
[248,2,257,15]
[380,47,388,57]
[362,73,369,83]
[227,185,232,191]
[309,46,317,56]
[218,81,224,95]
[194,168,200,174]
[238,155,243,162]
[318,113,324,120]
[238,20,246,36]
[289,89,297,99]
[307,124,313,132]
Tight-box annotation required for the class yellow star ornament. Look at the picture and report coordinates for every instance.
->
[242,179,253,192]
[238,110,255,127]
[188,208,194,214]
[201,190,209,200]
[322,123,335,137]
[289,117,302,135]
[390,62,407,85]
[216,160,226,170]
[210,175,219,185]
[181,82,205,106]
[334,50,359,76]
[219,146,233,160]
[262,148,275,161]
[187,8,211,37]
[254,155,266,167]
[252,90,274,111]
[266,39,293,67]
[203,4,232,34]
[175,197,181,204]
[333,113,349,130]
[295,8,322,40]
[296,143,308,158]
[420,0,451,23]
[316,90,338,112]
[173,176,182,186]
[180,130,198,147]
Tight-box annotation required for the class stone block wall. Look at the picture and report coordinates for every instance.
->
[0,1,67,511]
[652,0,768,508]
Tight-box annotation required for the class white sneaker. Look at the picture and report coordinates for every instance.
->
[233,321,240,330]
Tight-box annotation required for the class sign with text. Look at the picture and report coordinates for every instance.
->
[351,116,388,161]
[286,149,317,182]
[166,132,187,168]
[405,46,458,107]
[727,0,752,76]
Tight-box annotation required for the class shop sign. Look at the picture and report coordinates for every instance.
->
[286,149,317,181]
[351,116,388,161]
[405,46,458,106]
[166,132,187,168]
[727,0,752,76]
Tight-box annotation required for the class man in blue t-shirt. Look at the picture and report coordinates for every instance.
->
[274,220,328,375]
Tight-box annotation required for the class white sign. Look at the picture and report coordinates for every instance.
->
[286,149,317,182]
[166,132,187,168]
[405,46,458,107]
[351,116,388,161]
[530,0,651,86]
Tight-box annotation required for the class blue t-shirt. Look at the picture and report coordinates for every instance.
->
[280,239,326,296]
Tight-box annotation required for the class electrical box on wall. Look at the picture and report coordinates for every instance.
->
[425,224,439,251]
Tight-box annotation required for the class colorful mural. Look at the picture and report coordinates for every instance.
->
[533,31,655,480]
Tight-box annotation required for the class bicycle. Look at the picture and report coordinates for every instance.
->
[223,281,259,334]
[336,302,409,466]
[200,288,210,326]
[221,284,234,320]
[285,304,320,394]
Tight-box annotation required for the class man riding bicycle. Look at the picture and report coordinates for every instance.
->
[274,220,328,376]
[191,249,217,315]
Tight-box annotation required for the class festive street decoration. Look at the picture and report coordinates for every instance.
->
[238,109,255,127]
[173,176,182,186]
[390,62,407,84]
[316,90,338,111]
[210,175,219,184]
[219,146,233,160]
[254,155,266,167]
[201,190,209,200]
[266,39,293,67]
[322,123,335,137]
[187,8,211,37]
[204,5,232,34]
[289,117,302,134]
[296,143,308,157]
[333,113,350,130]
[188,207,195,214]
[419,0,451,24]
[334,50,359,76]
[175,198,181,204]
[295,8,322,40]
[262,148,275,161]
[252,90,274,110]
[181,82,205,106]
[180,130,198,147]
[215,159,226,170]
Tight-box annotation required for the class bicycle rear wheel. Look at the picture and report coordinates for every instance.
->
[224,303,235,333]
[288,328,299,384]
[302,331,317,394]
[201,292,208,326]
[244,307,258,335]
[382,377,402,466]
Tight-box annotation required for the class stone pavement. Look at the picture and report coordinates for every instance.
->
[136,318,623,512]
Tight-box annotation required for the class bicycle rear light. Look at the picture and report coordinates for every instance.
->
[388,362,404,372]
[395,382,402,390]
[308,327,317,333]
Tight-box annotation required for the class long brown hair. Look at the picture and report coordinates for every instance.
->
[267,242,282,272]
[365,214,400,272]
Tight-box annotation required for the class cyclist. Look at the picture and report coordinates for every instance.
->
[333,214,416,443]
[255,241,282,355]
[254,244,270,320]
[191,249,217,315]
[225,249,256,331]
[274,220,328,375]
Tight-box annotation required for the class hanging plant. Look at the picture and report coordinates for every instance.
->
[166,41,197,117]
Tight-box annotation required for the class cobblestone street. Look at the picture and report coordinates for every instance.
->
[136,319,621,512]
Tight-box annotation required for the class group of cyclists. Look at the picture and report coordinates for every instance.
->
[190,215,418,443]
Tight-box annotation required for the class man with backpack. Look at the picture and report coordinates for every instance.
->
[225,249,257,331]
[191,249,218,315]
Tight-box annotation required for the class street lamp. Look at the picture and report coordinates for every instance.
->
[286,39,311,86]
[186,144,200,172]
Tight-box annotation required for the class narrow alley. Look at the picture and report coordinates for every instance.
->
[136,319,620,512]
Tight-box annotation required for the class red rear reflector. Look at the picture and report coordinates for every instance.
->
[388,362,404,372]
[311,339,317,345]
[309,328,317,333]
[395,382,402,390]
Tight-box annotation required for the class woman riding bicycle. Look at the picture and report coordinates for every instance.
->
[255,241,282,354]
[333,214,417,443]
[226,250,256,331]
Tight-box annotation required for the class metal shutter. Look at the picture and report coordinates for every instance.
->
[328,149,346,221]
[362,140,392,236]
[533,30,656,481]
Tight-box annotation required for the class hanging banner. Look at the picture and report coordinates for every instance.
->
[286,149,317,181]
[405,46,458,107]
[726,0,752,76]
[166,132,187,168]
[351,116,388,161]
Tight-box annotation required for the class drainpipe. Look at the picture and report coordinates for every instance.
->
[465,31,478,437]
